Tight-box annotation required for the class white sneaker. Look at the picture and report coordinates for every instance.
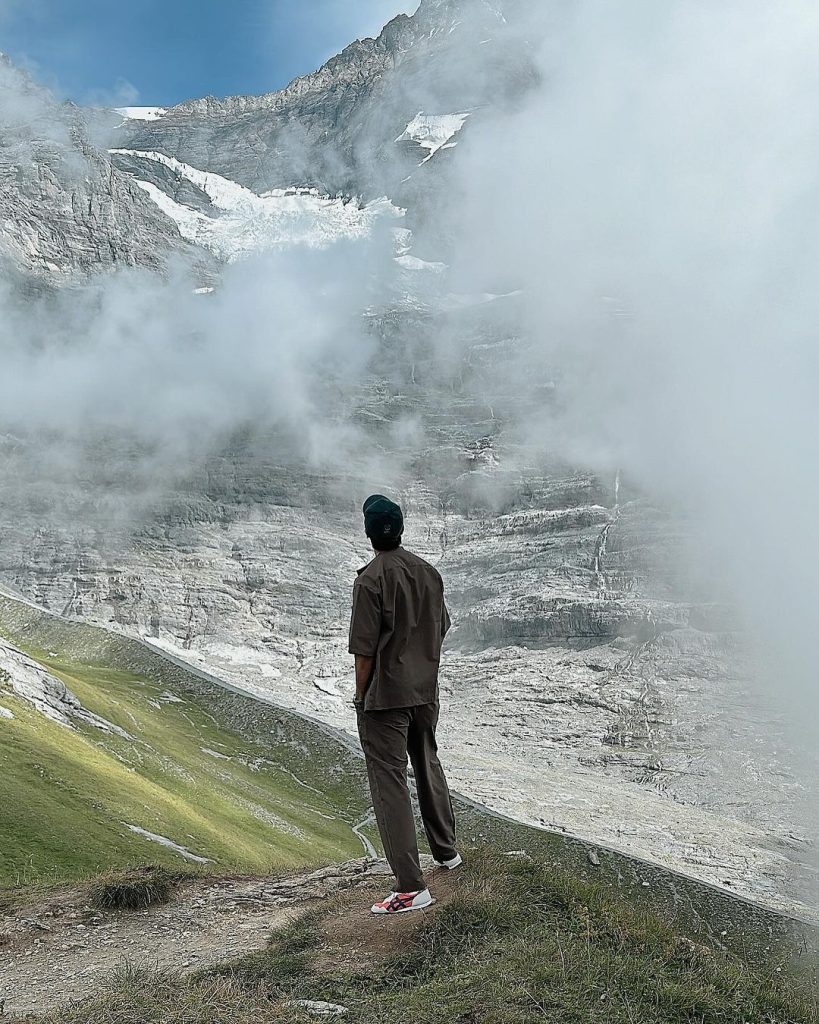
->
[434,853,463,870]
[370,889,434,915]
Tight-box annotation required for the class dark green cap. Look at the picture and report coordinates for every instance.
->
[363,494,404,543]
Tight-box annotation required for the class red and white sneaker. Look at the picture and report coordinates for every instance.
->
[370,888,434,915]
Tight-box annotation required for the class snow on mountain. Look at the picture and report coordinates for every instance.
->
[395,253,447,272]
[124,824,213,863]
[111,149,404,260]
[115,106,168,122]
[397,111,470,163]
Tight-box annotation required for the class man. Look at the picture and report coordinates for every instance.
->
[349,494,461,915]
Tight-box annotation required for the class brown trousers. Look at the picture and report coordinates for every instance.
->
[356,701,458,893]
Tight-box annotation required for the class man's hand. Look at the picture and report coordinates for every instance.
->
[354,654,375,702]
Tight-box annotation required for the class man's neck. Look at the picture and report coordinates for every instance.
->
[372,545,401,557]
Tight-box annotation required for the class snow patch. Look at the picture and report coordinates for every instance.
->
[115,106,167,122]
[131,180,205,242]
[397,112,470,163]
[443,289,523,309]
[393,227,413,255]
[124,824,213,863]
[393,226,447,274]
[395,253,447,273]
[0,706,13,720]
[111,150,403,261]
[201,747,232,760]
[313,678,341,697]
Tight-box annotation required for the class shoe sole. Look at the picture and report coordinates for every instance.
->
[371,898,435,916]
[434,857,463,870]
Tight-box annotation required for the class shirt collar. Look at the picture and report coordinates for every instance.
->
[357,554,376,576]
[357,550,387,576]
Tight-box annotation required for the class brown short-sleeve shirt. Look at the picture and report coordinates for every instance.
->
[348,546,451,711]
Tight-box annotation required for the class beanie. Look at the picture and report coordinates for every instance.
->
[362,494,404,544]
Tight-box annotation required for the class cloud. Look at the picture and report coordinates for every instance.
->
[450,0,819,854]
[0,240,389,501]
[0,51,397,512]
[81,75,140,108]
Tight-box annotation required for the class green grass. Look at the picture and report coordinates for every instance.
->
[30,850,818,1024]
[0,601,371,887]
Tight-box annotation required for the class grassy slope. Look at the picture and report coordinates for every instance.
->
[0,603,370,885]
[31,850,818,1024]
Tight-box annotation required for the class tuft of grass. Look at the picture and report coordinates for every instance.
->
[86,865,178,912]
[207,907,326,997]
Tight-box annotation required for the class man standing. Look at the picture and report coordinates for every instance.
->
[349,494,461,915]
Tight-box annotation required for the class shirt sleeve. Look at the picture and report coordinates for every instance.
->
[348,576,382,656]
[441,599,451,640]
[439,572,451,639]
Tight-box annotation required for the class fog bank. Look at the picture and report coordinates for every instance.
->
[451,0,819,839]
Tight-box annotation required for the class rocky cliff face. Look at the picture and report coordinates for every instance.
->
[0,57,191,280]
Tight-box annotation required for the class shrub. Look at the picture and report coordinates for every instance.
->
[87,865,176,911]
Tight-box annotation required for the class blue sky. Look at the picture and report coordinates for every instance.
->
[0,0,416,106]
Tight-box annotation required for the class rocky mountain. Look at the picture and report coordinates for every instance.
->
[103,0,538,267]
[0,0,814,924]
[113,0,533,196]
[1,0,533,278]
[0,57,193,280]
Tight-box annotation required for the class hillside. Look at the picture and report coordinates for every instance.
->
[0,592,374,884]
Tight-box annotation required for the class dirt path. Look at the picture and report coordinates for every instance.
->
[1,858,409,1018]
